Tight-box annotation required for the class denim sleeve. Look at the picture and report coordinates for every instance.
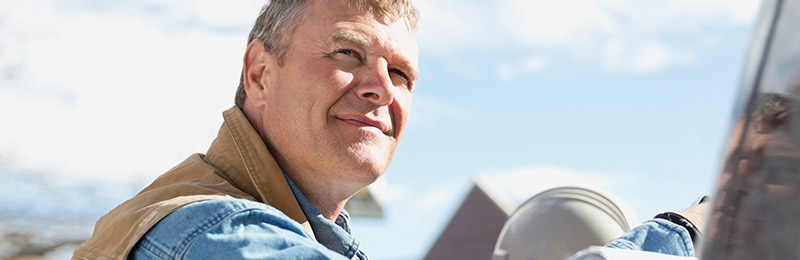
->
[604,219,695,257]
[131,199,348,260]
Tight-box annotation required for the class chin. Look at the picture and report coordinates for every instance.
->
[338,140,395,183]
[352,158,387,181]
[345,152,389,181]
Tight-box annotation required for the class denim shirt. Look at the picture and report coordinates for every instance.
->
[286,175,368,260]
[604,218,696,257]
[130,177,367,260]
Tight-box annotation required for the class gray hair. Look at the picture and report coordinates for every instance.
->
[234,0,419,109]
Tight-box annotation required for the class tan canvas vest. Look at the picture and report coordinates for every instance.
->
[72,106,314,259]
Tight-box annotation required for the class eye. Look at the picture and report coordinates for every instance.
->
[332,49,363,62]
[389,68,411,89]
[389,68,408,81]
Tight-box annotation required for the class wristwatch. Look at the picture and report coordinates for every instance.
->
[654,212,702,244]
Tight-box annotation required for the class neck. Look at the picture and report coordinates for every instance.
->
[290,172,353,221]
[241,103,358,221]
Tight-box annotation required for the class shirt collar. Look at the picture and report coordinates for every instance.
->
[285,174,363,259]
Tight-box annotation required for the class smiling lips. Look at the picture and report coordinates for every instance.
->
[337,114,391,135]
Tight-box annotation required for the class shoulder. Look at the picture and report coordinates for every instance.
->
[131,199,344,259]
[158,199,309,236]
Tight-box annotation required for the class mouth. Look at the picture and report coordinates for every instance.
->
[336,114,391,135]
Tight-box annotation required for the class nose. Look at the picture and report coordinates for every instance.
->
[356,59,395,106]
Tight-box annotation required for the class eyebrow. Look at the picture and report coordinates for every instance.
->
[331,32,370,48]
[329,31,419,82]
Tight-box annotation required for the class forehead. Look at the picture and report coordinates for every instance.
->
[299,0,419,65]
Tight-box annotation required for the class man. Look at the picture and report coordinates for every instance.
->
[73,0,418,259]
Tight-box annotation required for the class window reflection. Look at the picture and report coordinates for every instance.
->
[701,0,800,258]
[704,92,800,259]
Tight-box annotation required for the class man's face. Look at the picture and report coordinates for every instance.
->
[258,0,418,192]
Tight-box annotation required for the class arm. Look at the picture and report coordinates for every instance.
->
[130,199,348,260]
[604,202,709,257]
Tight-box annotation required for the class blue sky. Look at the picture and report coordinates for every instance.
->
[0,0,760,259]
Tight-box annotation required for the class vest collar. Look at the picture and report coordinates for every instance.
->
[204,106,312,236]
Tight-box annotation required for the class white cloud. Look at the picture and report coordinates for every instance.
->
[400,164,641,227]
[414,0,496,55]
[497,0,618,47]
[366,176,412,205]
[0,0,250,184]
[522,56,549,73]
[409,177,471,216]
[174,0,264,26]
[476,165,626,206]
[496,55,549,80]
[496,63,516,80]
[416,0,760,74]
[601,40,694,73]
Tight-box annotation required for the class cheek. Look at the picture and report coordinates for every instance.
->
[391,91,412,136]
[326,64,355,88]
[317,70,357,107]
[307,69,355,116]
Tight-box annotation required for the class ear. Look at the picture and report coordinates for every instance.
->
[242,40,278,108]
